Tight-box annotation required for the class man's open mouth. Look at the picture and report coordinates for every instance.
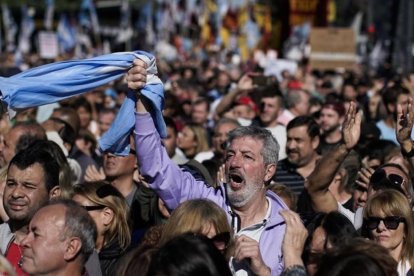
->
[228,171,244,190]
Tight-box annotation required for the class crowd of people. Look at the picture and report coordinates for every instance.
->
[0,36,413,275]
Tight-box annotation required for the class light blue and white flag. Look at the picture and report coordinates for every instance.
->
[44,0,54,30]
[2,4,17,52]
[0,51,165,155]
[57,14,77,53]
[18,6,35,54]
[79,0,100,35]
[116,0,132,43]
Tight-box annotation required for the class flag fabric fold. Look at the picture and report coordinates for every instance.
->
[0,50,165,156]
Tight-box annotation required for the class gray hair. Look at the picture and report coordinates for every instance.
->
[214,118,240,131]
[49,199,97,264]
[227,126,279,165]
[286,89,309,109]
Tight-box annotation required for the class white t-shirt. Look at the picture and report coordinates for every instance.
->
[230,199,272,276]
[337,203,364,229]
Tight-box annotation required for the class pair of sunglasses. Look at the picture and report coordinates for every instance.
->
[95,184,123,199]
[104,148,136,156]
[365,216,405,230]
[209,232,231,249]
[80,184,123,211]
[370,169,407,196]
[82,205,105,211]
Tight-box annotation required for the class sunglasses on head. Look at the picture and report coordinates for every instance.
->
[104,148,136,156]
[370,169,407,196]
[96,184,124,199]
[365,216,405,230]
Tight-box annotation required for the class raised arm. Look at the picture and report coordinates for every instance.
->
[306,102,362,213]
[127,60,226,210]
[396,97,414,172]
[214,73,255,117]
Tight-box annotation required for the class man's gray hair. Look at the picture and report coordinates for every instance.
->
[214,118,240,131]
[49,199,97,264]
[286,89,309,109]
[227,126,279,165]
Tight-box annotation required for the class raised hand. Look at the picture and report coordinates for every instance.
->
[84,165,105,182]
[280,210,308,268]
[126,59,147,91]
[342,101,362,150]
[396,97,414,152]
[236,73,255,92]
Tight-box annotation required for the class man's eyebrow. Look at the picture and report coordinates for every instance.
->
[30,225,40,233]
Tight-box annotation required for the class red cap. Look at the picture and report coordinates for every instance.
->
[236,96,258,114]
[288,80,303,90]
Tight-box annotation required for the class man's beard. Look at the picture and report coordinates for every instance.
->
[226,182,261,208]
[322,124,340,136]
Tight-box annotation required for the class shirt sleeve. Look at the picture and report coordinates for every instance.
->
[337,202,356,225]
[134,112,226,210]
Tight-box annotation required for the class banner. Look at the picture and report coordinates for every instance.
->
[310,28,357,70]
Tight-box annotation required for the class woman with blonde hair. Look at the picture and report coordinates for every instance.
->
[73,181,131,276]
[159,199,233,258]
[118,199,233,276]
[363,190,414,275]
[177,123,210,159]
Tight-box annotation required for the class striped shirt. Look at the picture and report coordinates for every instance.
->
[274,158,305,195]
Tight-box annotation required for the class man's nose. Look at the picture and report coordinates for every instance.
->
[360,191,368,202]
[229,154,242,168]
[21,233,32,248]
[11,185,24,198]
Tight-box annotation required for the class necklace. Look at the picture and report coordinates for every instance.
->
[18,256,23,268]
[16,243,23,268]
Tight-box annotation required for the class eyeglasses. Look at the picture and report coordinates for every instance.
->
[365,216,405,230]
[370,169,408,196]
[81,205,105,212]
[104,148,136,156]
[209,232,231,250]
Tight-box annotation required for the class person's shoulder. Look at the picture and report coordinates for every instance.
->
[194,151,214,163]
[0,222,11,233]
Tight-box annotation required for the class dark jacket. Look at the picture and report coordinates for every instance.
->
[99,238,125,276]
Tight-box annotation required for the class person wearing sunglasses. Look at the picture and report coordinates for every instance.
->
[306,102,414,231]
[367,163,412,199]
[72,181,131,276]
[363,190,414,276]
[159,199,233,259]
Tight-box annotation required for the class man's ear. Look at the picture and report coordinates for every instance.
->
[264,164,276,182]
[311,136,320,150]
[64,237,82,261]
[49,186,61,199]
